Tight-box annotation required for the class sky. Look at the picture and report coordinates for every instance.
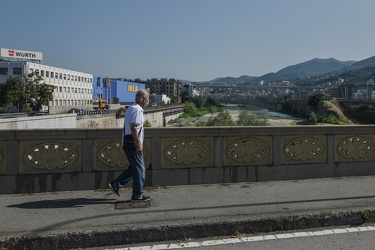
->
[2,0,375,82]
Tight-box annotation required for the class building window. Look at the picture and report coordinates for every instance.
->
[0,68,8,75]
[13,68,22,75]
[51,72,54,78]
[41,70,44,77]
[64,74,66,80]
[46,71,49,77]
[59,73,62,79]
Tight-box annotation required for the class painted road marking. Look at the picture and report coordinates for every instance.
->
[109,225,375,250]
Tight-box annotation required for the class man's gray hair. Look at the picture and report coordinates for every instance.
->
[135,89,149,103]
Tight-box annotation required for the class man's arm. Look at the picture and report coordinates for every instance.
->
[131,124,142,153]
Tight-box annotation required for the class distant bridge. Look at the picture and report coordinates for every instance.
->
[193,85,324,90]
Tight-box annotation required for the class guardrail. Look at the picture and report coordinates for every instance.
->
[0,125,374,194]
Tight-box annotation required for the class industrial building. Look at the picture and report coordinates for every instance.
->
[0,48,93,112]
[93,77,145,105]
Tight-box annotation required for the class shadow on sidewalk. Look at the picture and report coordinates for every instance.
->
[6,198,116,209]
[7,195,375,210]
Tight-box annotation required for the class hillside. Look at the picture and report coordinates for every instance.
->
[313,66,375,85]
[276,58,355,79]
[212,75,257,84]
[351,55,375,68]
[203,54,375,85]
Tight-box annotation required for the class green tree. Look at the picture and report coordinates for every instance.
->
[24,73,54,111]
[0,73,54,112]
[307,93,324,111]
[308,111,318,125]
[184,102,198,115]
[171,96,178,104]
[205,97,221,107]
[192,95,205,108]
[0,76,24,111]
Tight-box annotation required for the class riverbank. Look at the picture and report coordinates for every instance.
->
[167,104,304,127]
[223,104,304,126]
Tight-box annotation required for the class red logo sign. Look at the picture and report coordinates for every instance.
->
[8,50,14,56]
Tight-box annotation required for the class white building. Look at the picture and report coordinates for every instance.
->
[0,48,93,110]
[149,93,171,104]
[353,89,367,100]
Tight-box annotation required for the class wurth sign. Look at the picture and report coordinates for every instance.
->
[0,48,43,61]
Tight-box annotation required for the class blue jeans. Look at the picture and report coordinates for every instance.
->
[115,150,145,197]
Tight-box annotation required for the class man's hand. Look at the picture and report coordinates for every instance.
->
[136,143,143,154]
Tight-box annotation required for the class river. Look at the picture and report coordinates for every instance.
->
[168,104,303,127]
[222,104,304,126]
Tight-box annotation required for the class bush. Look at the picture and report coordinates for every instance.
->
[308,111,317,125]
[354,104,369,112]
[206,111,235,126]
[318,115,348,125]
[144,119,152,127]
[236,111,269,126]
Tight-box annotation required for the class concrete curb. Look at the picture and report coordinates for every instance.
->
[1,207,374,250]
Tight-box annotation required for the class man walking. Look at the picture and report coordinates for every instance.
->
[108,89,150,201]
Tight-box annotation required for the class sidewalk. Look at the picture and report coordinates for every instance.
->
[2,175,375,249]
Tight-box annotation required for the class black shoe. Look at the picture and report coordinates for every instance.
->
[108,181,120,197]
[131,195,150,202]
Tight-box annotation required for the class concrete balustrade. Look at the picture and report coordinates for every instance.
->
[0,125,375,194]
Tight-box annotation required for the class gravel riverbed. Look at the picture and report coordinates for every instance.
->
[167,104,304,127]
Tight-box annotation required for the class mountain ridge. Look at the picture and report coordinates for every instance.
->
[204,55,375,84]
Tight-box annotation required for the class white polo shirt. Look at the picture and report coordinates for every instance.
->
[122,103,144,147]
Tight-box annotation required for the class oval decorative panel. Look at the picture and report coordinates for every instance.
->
[338,136,373,160]
[165,139,209,165]
[24,143,78,170]
[98,142,127,168]
[284,138,322,161]
[227,139,269,163]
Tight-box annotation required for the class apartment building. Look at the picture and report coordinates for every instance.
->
[143,78,182,102]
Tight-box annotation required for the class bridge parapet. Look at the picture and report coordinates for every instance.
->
[0,126,374,194]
